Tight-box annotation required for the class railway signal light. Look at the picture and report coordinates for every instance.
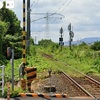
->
[68,23,74,50]
[59,37,63,41]
[59,27,64,51]
[59,41,64,45]
[60,27,63,34]
[68,23,71,31]
[70,31,74,38]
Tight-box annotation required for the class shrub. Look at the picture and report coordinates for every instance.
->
[91,41,100,51]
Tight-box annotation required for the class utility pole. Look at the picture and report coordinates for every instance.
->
[27,0,30,54]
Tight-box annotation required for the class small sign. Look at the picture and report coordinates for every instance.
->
[6,1,14,8]
[0,1,14,9]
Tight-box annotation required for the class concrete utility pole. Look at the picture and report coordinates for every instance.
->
[27,0,30,54]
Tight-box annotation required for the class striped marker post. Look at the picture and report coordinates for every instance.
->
[25,67,37,91]
[19,93,68,98]
[22,0,26,67]
[7,86,10,100]
[20,78,26,90]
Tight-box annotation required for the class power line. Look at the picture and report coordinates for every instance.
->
[31,13,64,23]
[31,0,68,23]
[49,0,69,24]
[30,0,35,8]
[61,0,72,13]
[30,0,39,9]
[54,0,69,14]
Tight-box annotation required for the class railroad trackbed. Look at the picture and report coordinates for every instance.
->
[30,69,100,99]
[61,71,100,99]
[38,53,100,99]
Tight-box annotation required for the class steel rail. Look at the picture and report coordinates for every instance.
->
[61,71,95,99]
[72,68,100,86]
[59,60,100,86]
[42,53,100,87]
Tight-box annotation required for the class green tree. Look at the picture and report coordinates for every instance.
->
[0,2,22,59]
[0,21,10,53]
[91,41,100,51]
[0,2,22,36]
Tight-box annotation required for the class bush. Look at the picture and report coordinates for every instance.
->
[2,86,23,98]
[38,39,53,47]
[91,41,100,51]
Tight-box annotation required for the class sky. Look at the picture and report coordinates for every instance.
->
[2,0,100,43]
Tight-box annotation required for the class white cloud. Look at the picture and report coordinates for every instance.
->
[11,0,100,42]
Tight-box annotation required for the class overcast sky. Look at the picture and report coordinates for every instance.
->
[8,0,100,42]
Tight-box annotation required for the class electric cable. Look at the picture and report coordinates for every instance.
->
[30,0,35,8]
[50,0,73,24]
[31,0,68,23]
[30,0,39,9]
[61,0,72,13]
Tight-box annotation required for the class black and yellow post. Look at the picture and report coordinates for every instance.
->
[25,67,37,91]
[21,0,37,92]
[21,0,26,90]
[22,0,26,67]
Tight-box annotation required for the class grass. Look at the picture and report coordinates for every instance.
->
[0,41,100,97]
[1,43,99,83]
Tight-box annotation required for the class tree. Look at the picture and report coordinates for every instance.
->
[0,21,10,53]
[91,41,100,51]
[0,2,22,59]
[0,2,22,36]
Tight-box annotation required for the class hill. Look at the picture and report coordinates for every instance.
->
[64,37,100,45]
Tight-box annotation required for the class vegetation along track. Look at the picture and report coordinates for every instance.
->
[42,52,100,99]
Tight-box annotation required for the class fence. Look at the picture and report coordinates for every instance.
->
[0,65,5,95]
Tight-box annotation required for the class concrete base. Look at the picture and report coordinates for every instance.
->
[44,85,56,92]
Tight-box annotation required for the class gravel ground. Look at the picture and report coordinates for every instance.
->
[31,73,87,97]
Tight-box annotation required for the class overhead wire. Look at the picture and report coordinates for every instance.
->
[31,0,72,29]
[50,0,73,24]
[30,0,35,8]
[53,0,69,14]
[61,0,72,13]
[31,0,69,23]
[30,0,39,10]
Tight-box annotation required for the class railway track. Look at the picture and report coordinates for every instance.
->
[61,71,100,99]
[41,52,100,99]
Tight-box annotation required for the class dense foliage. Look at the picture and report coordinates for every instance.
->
[91,41,100,51]
[0,2,22,61]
